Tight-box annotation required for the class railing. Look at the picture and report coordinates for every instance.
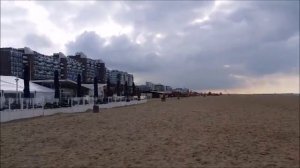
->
[0,96,145,111]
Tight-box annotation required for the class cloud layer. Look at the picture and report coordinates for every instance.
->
[1,1,299,93]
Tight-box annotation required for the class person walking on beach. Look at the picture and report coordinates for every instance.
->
[161,94,166,102]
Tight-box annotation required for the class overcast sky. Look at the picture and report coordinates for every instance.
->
[1,1,299,93]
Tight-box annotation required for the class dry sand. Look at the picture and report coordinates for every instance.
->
[1,95,299,168]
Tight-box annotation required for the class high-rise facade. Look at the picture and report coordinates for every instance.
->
[53,52,83,81]
[69,52,106,83]
[146,82,155,91]
[20,48,61,80]
[0,48,24,78]
[98,62,106,84]
[108,70,133,86]
[1,47,61,80]
[0,47,108,83]
[154,84,165,91]
[165,86,173,91]
[106,69,110,83]
[109,70,121,85]
[127,74,133,86]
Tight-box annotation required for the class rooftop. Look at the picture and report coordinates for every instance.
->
[0,76,54,93]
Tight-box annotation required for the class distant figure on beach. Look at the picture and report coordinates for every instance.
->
[161,94,166,102]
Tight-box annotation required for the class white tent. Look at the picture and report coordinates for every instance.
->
[0,76,54,101]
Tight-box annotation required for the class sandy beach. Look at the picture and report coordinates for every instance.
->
[1,95,299,168]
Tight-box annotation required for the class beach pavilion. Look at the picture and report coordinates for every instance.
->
[0,75,54,100]
[32,79,90,98]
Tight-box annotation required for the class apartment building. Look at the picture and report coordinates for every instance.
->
[106,69,110,83]
[127,74,134,86]
[69,52,106,84]
[165,86,173,91]
[53,52,83,82]
[146,82,155,91]
[1,47,126,87]
[109,70,122,85]
[154,84,165,91]
[98,62,106,84]
[0,48,24,78]
[20,47,60,80]
[1,47,60,80]
[108,70,133,86]
[174,88,189,93]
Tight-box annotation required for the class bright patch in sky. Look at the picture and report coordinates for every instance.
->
[95,16,134,39]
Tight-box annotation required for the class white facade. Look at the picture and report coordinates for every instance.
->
[0,76,55,104]
[109,70,133,86]
[165,86,173,91]
[127,74,133,86]
[146,82,155,91]
[174,88,189,93]
[154,84,165,91]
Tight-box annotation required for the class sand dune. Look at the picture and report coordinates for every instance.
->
[1,95,299,168]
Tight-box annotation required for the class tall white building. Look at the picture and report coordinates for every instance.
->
[109,70,134,86]
[109,70,121,85]
[154,84,165,91]
[146,82,155,91]
[106,69,110,83]
[127,74,133,86]
[165,86,172,91]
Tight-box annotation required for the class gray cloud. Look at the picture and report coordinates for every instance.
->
[66,31,162,74]
[1,2,37,48]
[2,1,299,91]
[34,1,84,29]
[63,1,299,90]
[24,34,53,50]
[114,1,214,32]
[0,3,28,18]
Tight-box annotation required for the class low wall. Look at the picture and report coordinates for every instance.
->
[0,99,147,123]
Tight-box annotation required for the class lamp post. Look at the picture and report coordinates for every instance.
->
[15,78,19,104]
[0,76,1,107]
[93,77,99,113]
